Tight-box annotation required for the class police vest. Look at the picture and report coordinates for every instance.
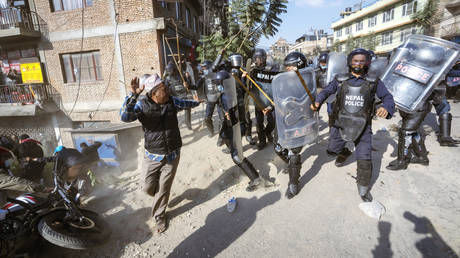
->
[331,74,377,141]
[167,75,186,97]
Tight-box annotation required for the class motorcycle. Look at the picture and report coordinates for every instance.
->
[0,155,111,257]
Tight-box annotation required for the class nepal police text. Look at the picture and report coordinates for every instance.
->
[345,95,364,107]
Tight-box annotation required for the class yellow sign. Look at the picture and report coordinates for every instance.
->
[20,62,44,83]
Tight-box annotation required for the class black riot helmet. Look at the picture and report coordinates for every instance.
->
[347,48,371,75]
[318,53,328,64]
[165,62,176,75]
[284,52,307,69]
[253,48,267,67]
[201,60,213,69]
[215,70,230,92]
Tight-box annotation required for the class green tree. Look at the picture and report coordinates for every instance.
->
[197,0,288,62]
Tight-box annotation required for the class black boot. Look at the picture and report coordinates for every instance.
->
[286,153,301,199]
[185,109,192,130]
[245,135,257,145]
[387,129,411,170]
[439,113,459,147]
[204,117,214,136]
[237,158,261,192]
[335,148,352,167]
[274,143,289,164]
[356,160,373,202]
[357,184,373,202]
[410,134,429,166]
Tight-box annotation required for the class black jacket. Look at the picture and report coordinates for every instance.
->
[137,94,182,155]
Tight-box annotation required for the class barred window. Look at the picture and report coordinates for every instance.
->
[382,8,394,23]
[402,1,417,16]
[400,26,417,42]
[52,0,93,12]
[61,51,103,83]
[356,20,363,31]
[381,31,393,45]
[336,29,342,37]
[345,25,352,35]
[368,15,377,27]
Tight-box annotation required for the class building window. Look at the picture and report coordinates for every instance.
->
[336,29,342,37]
[381,31,393,45]
[338,44,343,52]
[345,25,352,35]
[400,26,417,42]
[175,2,182,20]
[402,1,417,16]
[52,0,93,12]
[185,7,190,27]
[160,1,167,8]
[368,15,377,28]
[382,8,394,23]
[193,16,197,33]
[355,20,363,31]
[61,51,103,83]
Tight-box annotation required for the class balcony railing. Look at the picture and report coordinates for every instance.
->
[0,84,56,104]
[0,8,42,32]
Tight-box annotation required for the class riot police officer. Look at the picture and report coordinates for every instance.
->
[199,60,224,136]
[275,51,311,198]
[215,70,262,192]
[164,62,196,130]
[245,48,277,150]
[315,53,328,89]
[312,48,395,202]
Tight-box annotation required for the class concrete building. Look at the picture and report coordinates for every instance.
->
[270,38,290,61]
[331,0,428,54]
[432,0,460,43]
[0,0,204,153]
[289,31,328,58]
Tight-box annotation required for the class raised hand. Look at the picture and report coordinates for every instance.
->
[130,77,144,95]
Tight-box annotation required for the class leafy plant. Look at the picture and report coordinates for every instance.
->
[197,0,288,62]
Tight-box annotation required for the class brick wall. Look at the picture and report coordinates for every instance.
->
[115,0,154,24]
[42,35,122,115]
[34,0,112,32]
[119,30,162,87]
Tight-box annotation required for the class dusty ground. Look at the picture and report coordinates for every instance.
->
[40,102,460,258]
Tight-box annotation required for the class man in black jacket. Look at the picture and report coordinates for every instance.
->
[120,73,200,233]
[14,134,45,183]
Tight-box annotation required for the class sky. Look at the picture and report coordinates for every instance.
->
[257,0,365,48]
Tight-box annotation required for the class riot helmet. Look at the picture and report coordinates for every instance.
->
[165,62,176,75]
[253,48,267,67]
[228,54,243,68]
[347,48,371,75]
[284,52,307,70]
[215,70,230,92]
[201,60,213,75]
[318,53,328,70]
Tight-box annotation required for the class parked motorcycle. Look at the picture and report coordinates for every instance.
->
[0,150,111,257]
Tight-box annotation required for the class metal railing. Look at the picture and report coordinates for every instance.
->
[332,0,382,23]
[0,8,42,32]
[0,84,55,104]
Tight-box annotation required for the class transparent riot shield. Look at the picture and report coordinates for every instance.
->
[222,76,243,161]
[381,35,460,113]
[326,52,348,85]
[273,67,318,149]
[368,57,389,79]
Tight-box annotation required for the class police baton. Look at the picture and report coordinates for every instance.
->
[239,68,275,106]
[232,73,267,111]
[294,69,320,143]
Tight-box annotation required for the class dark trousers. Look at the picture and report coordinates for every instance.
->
[328,125,372,186]
[205,101,223,120]
[255,109,275,143]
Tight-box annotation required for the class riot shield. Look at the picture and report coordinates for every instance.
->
[326,52,348,85]
[204,72,219,102]
[249,69,279,109]
[273,67,318,149]
[381,35,460,113]
[222,76,244,161]
[368,57,389,79]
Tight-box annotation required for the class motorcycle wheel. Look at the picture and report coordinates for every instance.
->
[37,209,111,250]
